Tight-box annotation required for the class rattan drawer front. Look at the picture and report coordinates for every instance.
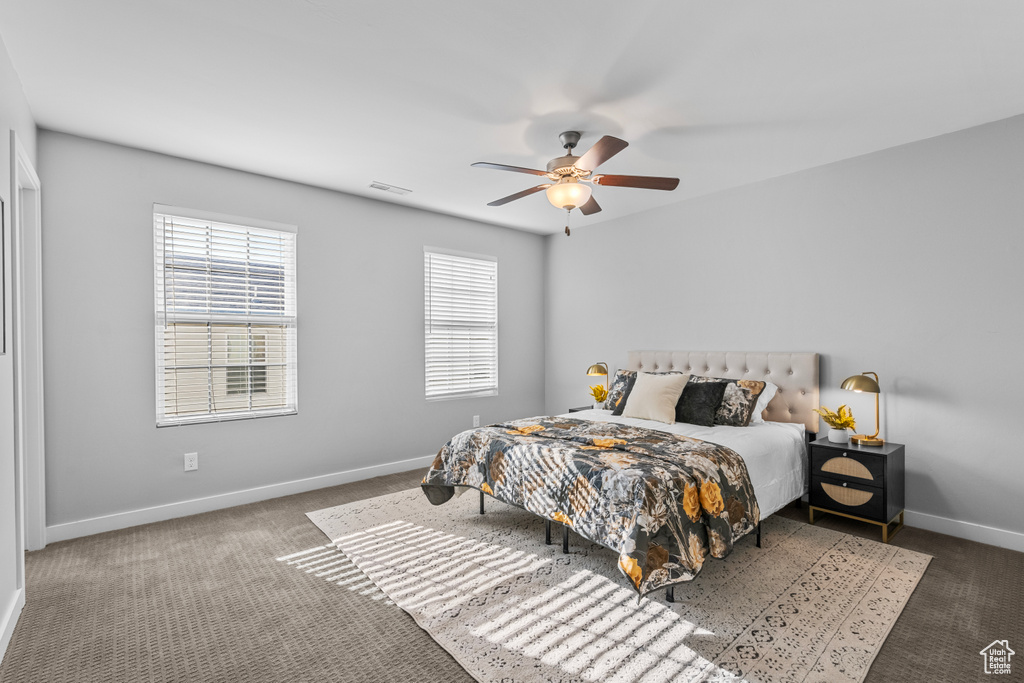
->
[810,475,885,522]
[811,447,883,486]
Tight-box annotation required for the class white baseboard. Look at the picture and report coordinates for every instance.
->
[45,454,435,544]
[0,588,25,663]
[798,495,1023,553]
[904,510,1024,553]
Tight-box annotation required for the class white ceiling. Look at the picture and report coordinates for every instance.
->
[3,1,1024,234]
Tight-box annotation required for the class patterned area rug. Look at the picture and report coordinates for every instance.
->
[307,489,929,683]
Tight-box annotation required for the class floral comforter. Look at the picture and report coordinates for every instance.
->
[421,416,760,598]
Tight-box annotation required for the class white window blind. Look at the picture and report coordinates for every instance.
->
[154,206,298,426]
[424,248,498,400]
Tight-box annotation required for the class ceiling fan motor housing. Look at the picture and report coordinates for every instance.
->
[546,155,588,177]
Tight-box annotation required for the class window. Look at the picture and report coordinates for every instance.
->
[424,248,498,400]
[154,205,297,426]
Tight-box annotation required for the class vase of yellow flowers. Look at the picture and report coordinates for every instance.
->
[813,405,856,443]
[589,384,609,410]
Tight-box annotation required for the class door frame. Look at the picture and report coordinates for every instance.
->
[11,130,45,551]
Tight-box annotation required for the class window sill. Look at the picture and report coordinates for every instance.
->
[425,391,499,402]
[157,408,298,428]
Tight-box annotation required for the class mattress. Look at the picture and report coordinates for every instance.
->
[559,409,807,518]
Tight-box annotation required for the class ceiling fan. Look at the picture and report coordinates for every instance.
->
[472,131,679,235]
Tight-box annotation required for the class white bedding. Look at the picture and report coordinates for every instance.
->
[560,409,807,519]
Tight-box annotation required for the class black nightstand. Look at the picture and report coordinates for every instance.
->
[568,406,592,413]
[808,437,905,543]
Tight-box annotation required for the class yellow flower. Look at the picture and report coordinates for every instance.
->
[682,484,702,522]
[699,480,725,516]
[593,438,627,448]
[619,555,644,589]
[480,482,493,495]
[588,384,609,402]
[812,405,856,430]
[551,511,572,527]
[506,424,545,436]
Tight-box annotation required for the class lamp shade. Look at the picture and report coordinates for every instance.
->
[586,362,608,377]
[546,178,592,210]
[841,373,880,393]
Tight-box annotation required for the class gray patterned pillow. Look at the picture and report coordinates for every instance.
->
[605,370,636,414]
[687,377,767,427]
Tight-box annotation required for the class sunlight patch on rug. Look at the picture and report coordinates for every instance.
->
[308,489,929,683]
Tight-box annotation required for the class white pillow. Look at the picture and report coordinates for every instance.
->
[622,372,690,423]
[749,381,779,424]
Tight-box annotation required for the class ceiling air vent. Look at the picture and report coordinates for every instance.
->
[368,181,412,196]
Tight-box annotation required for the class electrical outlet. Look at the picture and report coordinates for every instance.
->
[473,415,480,427]
[184,452,198,472]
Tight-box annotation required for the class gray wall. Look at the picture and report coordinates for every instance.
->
[546,114,1024,540]
[0,32,37,649]
[32,113,1024,545]
[38,131,546,527]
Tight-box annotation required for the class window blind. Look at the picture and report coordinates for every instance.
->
[154,206,297,426]
[424,249,498,400]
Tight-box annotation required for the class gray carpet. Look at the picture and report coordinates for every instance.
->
[1,470,1021,682]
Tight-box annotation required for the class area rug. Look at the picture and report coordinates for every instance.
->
[306,488,930,683]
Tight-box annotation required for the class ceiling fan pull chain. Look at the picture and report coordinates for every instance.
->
[565,208,571,236]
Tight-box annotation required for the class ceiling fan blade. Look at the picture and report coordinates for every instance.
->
[575,135,629,172]
[487,184,552,206]
[593,174,679,191]
[578,195,602,215]
[472,162,549,176]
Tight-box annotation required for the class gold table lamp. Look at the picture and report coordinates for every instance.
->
[841,372,884,446]
[586,362,609,390]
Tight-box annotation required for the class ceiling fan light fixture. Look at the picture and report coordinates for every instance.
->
[546,177,592,210]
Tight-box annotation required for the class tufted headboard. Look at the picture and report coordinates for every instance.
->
[626,351,820,433]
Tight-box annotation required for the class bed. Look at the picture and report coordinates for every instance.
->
[422,350,819,600]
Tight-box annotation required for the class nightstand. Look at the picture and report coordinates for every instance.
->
[568,406,592,413]
[808,437,905,543]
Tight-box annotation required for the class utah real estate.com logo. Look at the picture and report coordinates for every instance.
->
[980,640,1014,675]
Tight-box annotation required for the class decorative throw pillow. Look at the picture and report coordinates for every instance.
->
[675,379,728,427]
[688,376,767,427]
[748,381,779,424]
[610,373,638,416]
[609,370,687,416]
[605,370,636,415]
[622,372,690,423]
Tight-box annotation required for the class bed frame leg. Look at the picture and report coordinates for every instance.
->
[666,585,675,603]
[545,519,552,545]
[756,522,762,548]
[479,490,484,515]
[562,525,569,554]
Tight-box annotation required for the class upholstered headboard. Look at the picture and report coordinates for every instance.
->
[626,351,820,433]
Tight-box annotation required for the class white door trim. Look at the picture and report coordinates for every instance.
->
[10,130,45,551]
